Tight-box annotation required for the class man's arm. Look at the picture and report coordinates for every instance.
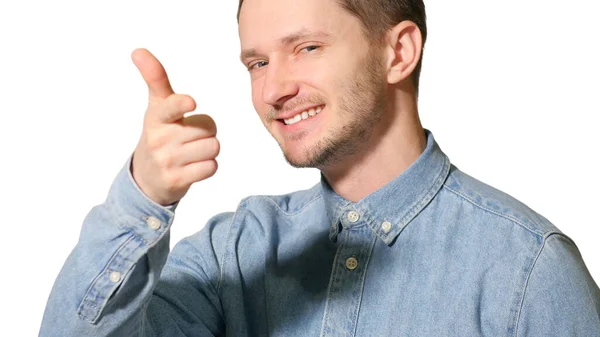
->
[516,233,600,336]
[39,155,227,336]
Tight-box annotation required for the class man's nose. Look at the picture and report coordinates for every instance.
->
[261,61,299,107]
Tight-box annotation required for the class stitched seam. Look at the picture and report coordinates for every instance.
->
[512,233,558,336]
[443,185,543,237]
[398,156,450,225]
[257,193,324,216]
[216,199,246,294]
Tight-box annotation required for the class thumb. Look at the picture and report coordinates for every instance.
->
[131,48,175,101]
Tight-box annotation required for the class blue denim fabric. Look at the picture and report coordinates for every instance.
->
[40,131,600,336]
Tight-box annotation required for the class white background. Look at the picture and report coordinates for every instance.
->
[1,1,598,335]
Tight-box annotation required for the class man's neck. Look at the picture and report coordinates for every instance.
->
[321,93,426,202]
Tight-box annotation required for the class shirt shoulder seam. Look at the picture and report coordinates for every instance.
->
[513,232,566,336]
[216,199,248,294]
[442,184,544,237]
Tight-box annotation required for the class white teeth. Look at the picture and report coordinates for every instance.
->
[283,106,324,125]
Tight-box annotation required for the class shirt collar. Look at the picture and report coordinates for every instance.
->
[320,130,451,245]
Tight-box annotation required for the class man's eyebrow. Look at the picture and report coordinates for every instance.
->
[240,48,261,63]
[240,29,331,63]
[279,29,331,47]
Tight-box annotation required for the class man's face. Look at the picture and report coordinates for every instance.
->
[239,0,388,169]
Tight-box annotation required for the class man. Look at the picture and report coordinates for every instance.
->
[40,0,600,335]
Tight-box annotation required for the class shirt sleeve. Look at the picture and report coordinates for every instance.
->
[39,154,229,337]
[516,233,600,336]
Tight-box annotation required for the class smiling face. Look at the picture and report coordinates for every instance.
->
[239,0,389,169]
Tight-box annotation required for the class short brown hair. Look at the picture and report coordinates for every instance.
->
[237,0,427,94]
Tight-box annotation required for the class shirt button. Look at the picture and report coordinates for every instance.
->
[109,271,121,283]
[345,256,359,270]
[146,216,161,230]
[381,221,392,233]
[347,211,360,223]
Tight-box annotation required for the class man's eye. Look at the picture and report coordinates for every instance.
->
[249,61,268,70]
[302,45,320,53]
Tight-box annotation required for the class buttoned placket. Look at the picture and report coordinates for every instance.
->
[320,208,377,337]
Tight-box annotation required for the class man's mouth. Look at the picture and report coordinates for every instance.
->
[281,105,324,125]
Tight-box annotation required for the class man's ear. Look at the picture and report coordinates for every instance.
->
[384,21,423,85]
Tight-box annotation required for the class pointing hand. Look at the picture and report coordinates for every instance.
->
[130,48,219,206]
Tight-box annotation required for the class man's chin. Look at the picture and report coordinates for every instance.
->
[276,130,340,169]
[281,149,315,168]
[280,141,337,169]
[278,142,322,168]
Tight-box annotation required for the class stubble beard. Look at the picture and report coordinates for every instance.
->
[283,49,388,169]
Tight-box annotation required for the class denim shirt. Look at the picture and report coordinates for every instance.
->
[40,131,600,336]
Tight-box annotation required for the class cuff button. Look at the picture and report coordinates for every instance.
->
[109,271,121,283]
